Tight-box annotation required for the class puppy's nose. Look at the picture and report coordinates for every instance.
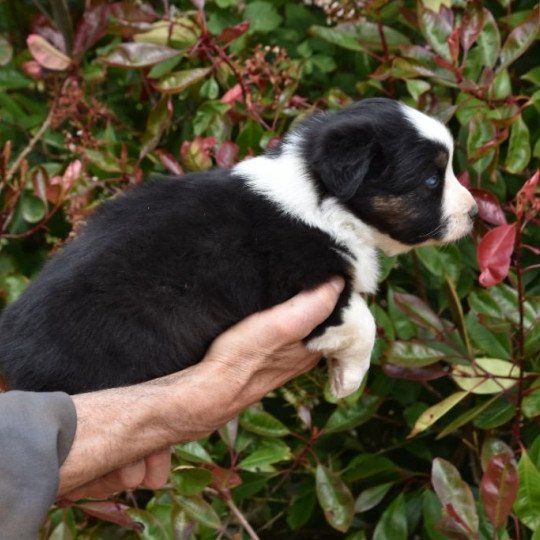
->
[468,204,478,219]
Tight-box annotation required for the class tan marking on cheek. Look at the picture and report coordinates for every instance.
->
[434,150,449,169]
[371,195,420,222]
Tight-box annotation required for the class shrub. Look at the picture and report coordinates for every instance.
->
[0,0,538,538]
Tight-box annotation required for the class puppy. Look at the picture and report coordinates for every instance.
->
[0,98,477,398]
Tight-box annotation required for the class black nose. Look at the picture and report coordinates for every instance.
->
[468,205,478,219]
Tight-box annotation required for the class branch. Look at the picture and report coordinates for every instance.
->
[223,493,260,540]
[5,111,53,184]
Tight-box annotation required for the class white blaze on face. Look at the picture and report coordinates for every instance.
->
[400,103,477,242]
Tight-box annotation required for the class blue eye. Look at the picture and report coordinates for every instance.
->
[424,175,439,188]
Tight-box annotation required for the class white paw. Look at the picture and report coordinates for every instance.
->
[329,354,371,398]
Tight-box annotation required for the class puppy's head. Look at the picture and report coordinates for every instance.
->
[300,98,477,255]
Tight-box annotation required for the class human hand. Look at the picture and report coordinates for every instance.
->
[62,448,171,501]
[188,276,345,429]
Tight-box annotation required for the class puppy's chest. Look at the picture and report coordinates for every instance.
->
[340,241,379,294]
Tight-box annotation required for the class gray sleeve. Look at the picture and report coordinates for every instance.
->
[0,391,77,539]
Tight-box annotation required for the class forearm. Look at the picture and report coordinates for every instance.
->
[58,364,222,495]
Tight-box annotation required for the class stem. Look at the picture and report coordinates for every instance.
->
[222,492,260,540]
[5,112,53,183]
[512,211,526,447]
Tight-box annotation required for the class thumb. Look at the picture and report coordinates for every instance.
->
[216,277,345,352]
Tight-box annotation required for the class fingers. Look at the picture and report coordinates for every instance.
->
[63,448,172,501]
[140,448,171,490]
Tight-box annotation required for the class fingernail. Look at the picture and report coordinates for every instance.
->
[328,276,345,293]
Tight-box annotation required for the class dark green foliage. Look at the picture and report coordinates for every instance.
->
[0,0,539,537]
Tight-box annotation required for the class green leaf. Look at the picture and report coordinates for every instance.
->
[155,67,212,94]
[244,1,283,33]
[133,18,199,48]
[523,381,540,418]
[432,458,479,535]
[287,489,316,530]
[436,395,500,439]
[451,358,518,394]
[505,115,530,174]
[467,115,496,171]
[386,341,446,368]
[514,449,540,531]
[408,391,468,438]
[373,493,408,540]
[393,292,444,334]
[240,406,290,437]
[355,21,410,50]
[477,9,501,69]
[406,79,431,102]
[355,482,394,513]
[309,25,365,52]
[499,7,540,70]
[147,55,183,79]
[522,66,540,86]
[175,441,213,464]
[423,490,448,540]
[238,439,291,472]
[487,68,512,100]
[140,96,172,159]
[344,454,397,483]
[418,7,452,62]
[0,35,13,66]
[315,463,355,532]
[324,395,379,433]
[2,275,29,304]
[473,397,515,429]
[172,467,212,496]
[100,43,182,68]
[126,508,168,539]
[174,495,222,529]
[465,312,511,359]
[21,195,47,223]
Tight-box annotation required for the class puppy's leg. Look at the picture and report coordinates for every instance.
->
[307,293,375,398]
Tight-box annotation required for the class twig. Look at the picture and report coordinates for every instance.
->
[223,493,260,540]
[5,112,53,184]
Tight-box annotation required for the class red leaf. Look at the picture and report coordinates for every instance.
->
[221,84,243,105]
[448,27,460,63]
[218,21,250,45]
[480,452,518,528]
[77,501,143,531]
[517,169,539,205]
[383,362,448,381]
[156,149,184,175]
[457,170,471,188]
[27,34,71,71]
[460,4,484,53]
[22,60,44,79]
[207,464,242,491]
[470,189,507,226]
[73,2,110,56]
[477,223,516,287]
[215,142,239,168]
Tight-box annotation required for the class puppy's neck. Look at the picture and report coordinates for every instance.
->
[233,147,380,293]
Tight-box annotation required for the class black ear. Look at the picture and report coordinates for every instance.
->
[309,121,376,201]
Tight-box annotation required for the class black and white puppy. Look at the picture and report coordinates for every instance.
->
[0,98,477,398]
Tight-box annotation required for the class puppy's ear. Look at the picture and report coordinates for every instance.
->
[310,122,376,201]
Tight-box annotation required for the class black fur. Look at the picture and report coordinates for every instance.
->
[0,171,352,393]
[0,98,454,394]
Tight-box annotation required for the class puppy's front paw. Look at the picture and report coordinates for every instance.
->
[329,352,371,398]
